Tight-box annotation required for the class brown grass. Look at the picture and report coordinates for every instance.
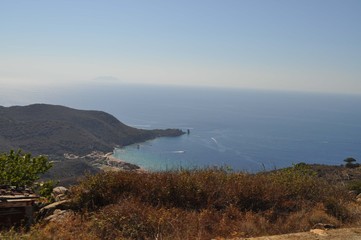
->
[2,164,361,239]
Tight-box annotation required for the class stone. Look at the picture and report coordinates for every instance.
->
[38,200,72,220]
[44,209,73,223]
[312,223,336,230]
[52,186,69,195]
[52,186,69,201]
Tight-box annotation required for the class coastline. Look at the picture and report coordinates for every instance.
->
[63,151,144,172]
[80,151,146,171]
[104,152,146,172]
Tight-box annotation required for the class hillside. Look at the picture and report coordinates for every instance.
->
[0,104,184,157]
[0,104,184,183]
[2,164,361,239]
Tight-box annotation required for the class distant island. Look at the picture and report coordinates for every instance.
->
[0,104,185,183]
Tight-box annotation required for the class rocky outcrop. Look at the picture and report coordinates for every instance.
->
[38,186,72,222]
[44,209,74,223]
[312,223,336,230]
[52,186,70,202]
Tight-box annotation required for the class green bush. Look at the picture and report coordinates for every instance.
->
[36,180,58,199]
[0,149,53,187]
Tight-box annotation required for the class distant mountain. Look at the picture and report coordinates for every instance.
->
[0,104,184,157]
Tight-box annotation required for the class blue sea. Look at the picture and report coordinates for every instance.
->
[2,84,361,172]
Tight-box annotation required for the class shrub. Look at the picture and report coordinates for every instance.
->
[70,166,352,217]
[344,157,359,168]
[0,149,53,188]
[348,180,361,194]
[14,165,359,239]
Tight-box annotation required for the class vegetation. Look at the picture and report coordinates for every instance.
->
[2,164,361,239]
[348,180,361,195]
[0,149,52,188]
[344,157,359,168]
[0,104,184,185]
[0,104,184,157]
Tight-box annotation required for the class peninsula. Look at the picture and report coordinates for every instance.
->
[0,104,185,183]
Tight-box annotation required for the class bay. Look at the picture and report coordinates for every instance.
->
[2,83,361,172]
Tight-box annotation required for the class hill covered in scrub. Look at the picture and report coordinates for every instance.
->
[0,104,184,184]
[0,104,184,157]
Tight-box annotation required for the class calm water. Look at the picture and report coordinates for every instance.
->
[2,84,361,172]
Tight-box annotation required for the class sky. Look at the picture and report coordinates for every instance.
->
[1,0,360,94]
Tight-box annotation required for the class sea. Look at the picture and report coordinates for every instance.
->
[2,83,361,172]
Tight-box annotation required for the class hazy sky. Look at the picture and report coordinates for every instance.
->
[1,0,360,93]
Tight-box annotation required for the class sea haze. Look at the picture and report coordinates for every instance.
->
[2,84,361,172]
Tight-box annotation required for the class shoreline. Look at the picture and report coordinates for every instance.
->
[64,151,144,172]
[104,152,146,172]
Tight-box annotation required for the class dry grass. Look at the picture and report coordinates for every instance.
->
[3,164,361,239]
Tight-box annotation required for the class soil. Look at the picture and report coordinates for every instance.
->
[235,227,361,240]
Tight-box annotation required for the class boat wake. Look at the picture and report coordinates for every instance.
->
[171,150,186,154]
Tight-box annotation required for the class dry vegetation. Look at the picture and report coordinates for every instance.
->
[2,164,361,239]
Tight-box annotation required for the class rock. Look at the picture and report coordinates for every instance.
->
[38,200,72,220]
[42,199,71,211]
[63,153,79,159]
[52,186,69,195]
[122,162,140,171]
[52,186,69,201]
[55,193,68,201]
[355,193,361,203]
[349,190,358,196]
[44,209,73,223]
[312,223,336,230]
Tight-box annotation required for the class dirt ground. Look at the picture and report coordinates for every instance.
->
[235,227,361,240]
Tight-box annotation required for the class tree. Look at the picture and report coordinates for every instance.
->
[0,149,53,187]
[344,157,359,168]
